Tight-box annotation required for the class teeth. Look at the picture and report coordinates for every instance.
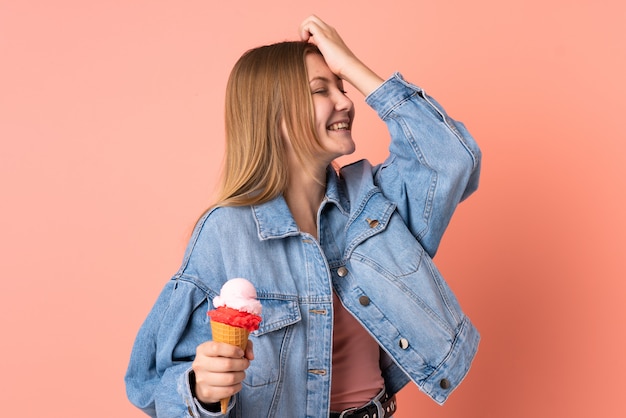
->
[328,122,350,131]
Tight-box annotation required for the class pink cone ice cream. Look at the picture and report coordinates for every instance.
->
[207,278,262,413]
[209,278,263,331]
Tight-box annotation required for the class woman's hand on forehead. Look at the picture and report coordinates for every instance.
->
[298,15,358,80]
[298,15,384,97]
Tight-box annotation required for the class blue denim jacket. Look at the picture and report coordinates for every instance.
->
[125,73,481,418]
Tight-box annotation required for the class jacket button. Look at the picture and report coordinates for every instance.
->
[398,338,410,349]
[440,378,451,389]
[337,267,348,277]
[365,218,379,228]
[359,295,370,306]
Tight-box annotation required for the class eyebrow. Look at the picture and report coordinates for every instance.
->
[309,75,341,84]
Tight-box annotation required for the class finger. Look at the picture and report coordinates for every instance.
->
[194,354,250,373]
[196,381,243,401]
[197,341,245,359]
[299,14,326,41]
[195,385,241,405]
[299,20,315,41]
[306,14,325,28]
[195,367,247,388]
[193,372,246,403]
[244,340,254,361]
[193,361,249,388]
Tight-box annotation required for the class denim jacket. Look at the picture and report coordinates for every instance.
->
[125,73,482,418]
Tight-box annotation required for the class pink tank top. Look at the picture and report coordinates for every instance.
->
[330,292,385,411]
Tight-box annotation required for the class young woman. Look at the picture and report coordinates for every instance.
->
[126,15,481,418]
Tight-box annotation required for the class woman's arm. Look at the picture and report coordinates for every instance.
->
[299,16,481,256]
[367,74,481,256]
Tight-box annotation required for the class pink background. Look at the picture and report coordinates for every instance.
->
[1,1,625,417]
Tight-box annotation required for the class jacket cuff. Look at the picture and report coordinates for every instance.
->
[181,368,232,417]
[420,316,481,404]
[365,72,423,119]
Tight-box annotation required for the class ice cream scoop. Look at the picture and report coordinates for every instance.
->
[212,277,263,315]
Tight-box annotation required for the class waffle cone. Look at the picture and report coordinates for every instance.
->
[210,320,250,413]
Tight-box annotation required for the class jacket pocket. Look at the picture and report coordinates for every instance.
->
[244,296,300,388]
[253,296,300,336]
[351,212,425,277]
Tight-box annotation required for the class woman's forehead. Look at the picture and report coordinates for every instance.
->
[306,53,340,83]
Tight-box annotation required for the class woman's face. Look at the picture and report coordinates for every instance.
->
[305,53,356,163]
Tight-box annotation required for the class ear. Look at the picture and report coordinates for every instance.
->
[280,119,292,147]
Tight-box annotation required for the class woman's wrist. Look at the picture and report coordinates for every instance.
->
[340,59,384,97]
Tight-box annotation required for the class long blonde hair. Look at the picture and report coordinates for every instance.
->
[212,41,325,208]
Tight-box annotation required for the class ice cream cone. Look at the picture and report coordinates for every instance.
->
[207,278,262,414]
[210,320,250,414]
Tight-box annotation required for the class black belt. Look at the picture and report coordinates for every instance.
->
[329,392,397,418]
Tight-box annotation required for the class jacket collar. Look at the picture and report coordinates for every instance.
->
[252,166,349,240]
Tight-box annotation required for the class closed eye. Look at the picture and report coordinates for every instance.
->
[311,88,347,96]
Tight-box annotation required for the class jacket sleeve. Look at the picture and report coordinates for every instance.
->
[366,73,481,257]
[124,277,227,417]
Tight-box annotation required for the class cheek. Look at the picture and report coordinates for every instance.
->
[312,100,331,124]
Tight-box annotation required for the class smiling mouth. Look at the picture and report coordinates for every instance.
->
[327,122,350,131]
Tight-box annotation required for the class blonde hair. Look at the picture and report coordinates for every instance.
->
[212,41,325,208]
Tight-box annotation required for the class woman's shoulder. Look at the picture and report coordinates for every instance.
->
[197,204,252,224]
[190,205,256,240]
[178,205,257,275]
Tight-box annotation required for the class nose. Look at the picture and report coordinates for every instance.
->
[334,91,353,112]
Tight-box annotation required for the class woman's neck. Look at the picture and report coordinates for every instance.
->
[283,166,327,239]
